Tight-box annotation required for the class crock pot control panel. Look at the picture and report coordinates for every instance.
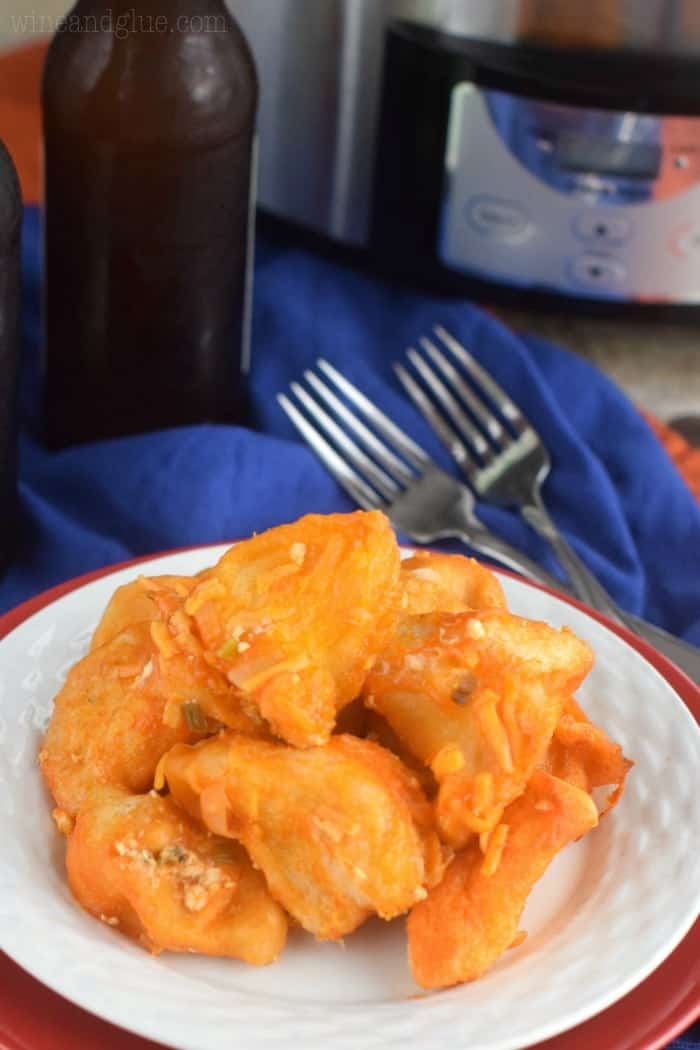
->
[439,85,700,301]
[370,24,700,309]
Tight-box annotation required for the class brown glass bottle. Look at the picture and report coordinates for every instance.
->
[0,141,21,574]
[43,0,258,447]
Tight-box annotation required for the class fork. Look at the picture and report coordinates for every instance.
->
[278,360,700,681]
[395,325,630,625]
[277,361,565,590]
[394,325,700,680]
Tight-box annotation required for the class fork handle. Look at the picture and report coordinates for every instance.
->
[452,525,565,593]
[521,502,628,628]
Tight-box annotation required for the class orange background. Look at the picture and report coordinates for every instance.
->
[1,41,698,503]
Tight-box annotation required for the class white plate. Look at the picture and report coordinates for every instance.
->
[1,546,699,1050]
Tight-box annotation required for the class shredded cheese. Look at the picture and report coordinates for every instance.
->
[482,824,509,877]
[431,745,465,779]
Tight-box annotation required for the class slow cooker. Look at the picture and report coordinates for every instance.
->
[228,0,700,311]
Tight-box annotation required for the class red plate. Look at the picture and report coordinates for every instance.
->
[0,551,698,1050]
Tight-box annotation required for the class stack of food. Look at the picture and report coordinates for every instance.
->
[39,511,631,989]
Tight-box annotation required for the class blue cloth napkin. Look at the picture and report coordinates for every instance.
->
[2,209,700,1050]
[2,208,699,647]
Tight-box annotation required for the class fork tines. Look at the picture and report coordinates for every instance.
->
[394,326,531,481]
[277,360,430,511]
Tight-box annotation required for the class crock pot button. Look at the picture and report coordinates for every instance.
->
[466,197,532,241]
[574,212,632,244]
[572,254,627,287]
[673,225,700,257]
